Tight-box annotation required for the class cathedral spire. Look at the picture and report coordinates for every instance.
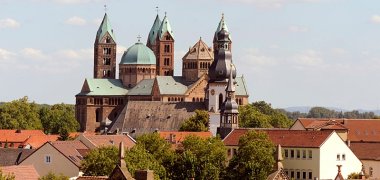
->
[96,13,116,43]
[158,13,174,40]
[147,13,161,46]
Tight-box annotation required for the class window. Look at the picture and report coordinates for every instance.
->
[296,171,300,179]
[103,58,111,65]
[296,150,300,158]
[290,149,294,158]
[302,150,306,159]
[164,45,170,53]
[106,37,111,43]
[290,171,295,179]
[342,154,346,161]
[308,172,312,179]
[165,36,171,40]
[303,171,307,179]
[164,58,170,66]
[370,167,373,177]
[284,149,288,158]
[103,48,111,55]
[337,154,340,161]
[45,155,51,164]
[308,150,312,159]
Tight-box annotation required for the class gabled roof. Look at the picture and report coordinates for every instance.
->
[21,134,59,149]
[78,134,136,149]
[77,78,128,96]
[156,76,189,95]
[1,165,39,180]
[0,130,45,142]
[235,76,249,96]
[182,38,213,61]
[158,15,174,40]
[127,79,154,96]
[147,14,161,45]
[0,148,35,166]
[298,118,380,142]
[109,101,206,136]
[350,142,380,160]
[51,140,89,167]
[159,131,212,144]
[96,13,116,43]
[223,129,333,148]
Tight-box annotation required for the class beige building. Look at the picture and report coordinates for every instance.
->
[19,141,88,178]
[223,129,362,179]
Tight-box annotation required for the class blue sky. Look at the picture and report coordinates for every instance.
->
[1,0,380,110]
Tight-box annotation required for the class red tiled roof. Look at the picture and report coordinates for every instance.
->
[20,135,59,149]
[159,131,213,144]
[298,118,380,142]
[82,134,135,149]
[223,129,333,148]
[0,130,45,142]
[76,176,108,180]
[350,142,380,160]
[1,165,40,180]
[51,140,89,167]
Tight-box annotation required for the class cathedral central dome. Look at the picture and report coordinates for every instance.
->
[120,42,156,65]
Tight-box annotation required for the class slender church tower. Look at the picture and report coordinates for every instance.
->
[217,65,239,139]
[147,13,175,76]
[94,13,117,79]
[213,14,232,58]
[207,24,236,112]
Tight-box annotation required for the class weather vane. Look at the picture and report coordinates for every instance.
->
[156,6,159,14]
[104,4,108,12]
[137,35,142,42]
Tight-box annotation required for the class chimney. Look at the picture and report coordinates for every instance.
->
[135,170,154,180]
[118,142,126,168]
[347,140,351,147]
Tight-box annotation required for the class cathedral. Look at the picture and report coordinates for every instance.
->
[75,12,249,135]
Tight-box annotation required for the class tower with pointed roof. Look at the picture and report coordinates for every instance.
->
[213,14,232,58]
[217,66,238,139]
[207,23,236,112]
[182,38,214,82]
[94,13,117,79]
[147,13,175,76]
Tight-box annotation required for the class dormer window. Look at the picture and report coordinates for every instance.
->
[106,37,111,43]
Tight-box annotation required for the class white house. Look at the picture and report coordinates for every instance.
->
[223,129,362,179]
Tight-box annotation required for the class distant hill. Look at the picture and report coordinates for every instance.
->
[284,106,380,116]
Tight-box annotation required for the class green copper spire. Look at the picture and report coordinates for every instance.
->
[96,13,116,43]
[158,13,174,40]
[147,14,161,45]
[214,13,231,41]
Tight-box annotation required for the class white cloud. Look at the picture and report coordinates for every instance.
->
[331,48,346,55]
[371,15,380,24]
[0,48,16,61]
[65,16,86,26]
[21,48,47,60]
[291,50,323,67]
[0,18,20,29]
[288,25,309,33]
[56,49,93,60]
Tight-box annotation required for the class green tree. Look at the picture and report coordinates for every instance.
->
[124,145,166,180]
[226,130,275,180]
[0,170,15,180]
[307,107,336,118]
[179,110,209,132]
[172,135,227,180]
[239,101,293,128]
[39,103,79,134]
[0,96,42,130]
[38,172,68,180]
[81,146,118,176]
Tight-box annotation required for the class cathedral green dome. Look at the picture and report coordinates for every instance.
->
[120,42,156,65]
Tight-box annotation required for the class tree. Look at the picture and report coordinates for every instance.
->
[39,172,68,180]
[171,135,227,180]
[0,170,14,180]
[239,101,293,128]
[81,146,118,176]
[179,110,209,132]
[39,103,79,134]
[226,130,275,180]
[307,107,336,118]
[0,96,42,130]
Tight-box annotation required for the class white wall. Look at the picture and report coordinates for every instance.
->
[319,132,362,179]
[282,148,320,179]
[289,120,306,130]
[208,83,227,112]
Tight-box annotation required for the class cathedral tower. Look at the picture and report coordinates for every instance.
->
[147,13,175,76]
[213,14,232,58]
[94,13,117,79]
[182,38,214,82]
[207,26,236,112]
[217,66,239,139]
